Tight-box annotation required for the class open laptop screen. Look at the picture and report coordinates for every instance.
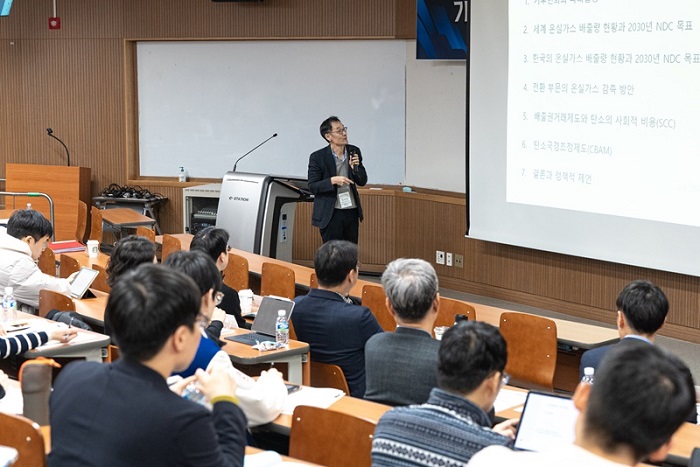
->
[513,391,579,452]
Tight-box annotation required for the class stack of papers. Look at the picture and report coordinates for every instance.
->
[281,386,345,415]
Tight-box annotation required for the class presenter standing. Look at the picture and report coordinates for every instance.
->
[308,116,368,243]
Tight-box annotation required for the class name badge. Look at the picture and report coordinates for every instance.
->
[338,191,353,209]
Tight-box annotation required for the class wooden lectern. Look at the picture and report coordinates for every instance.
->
[5,164,91,241]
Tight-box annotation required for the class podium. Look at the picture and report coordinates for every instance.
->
[216,172,311,262]
[5,164,91,241]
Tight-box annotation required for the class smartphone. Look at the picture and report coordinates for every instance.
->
[285,383,301,395]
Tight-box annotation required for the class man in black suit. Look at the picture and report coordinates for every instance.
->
[49,264,247,466]
[308,116,368,243]
[364,258,441,406]
[580,280,668,378]
[580,280,697,423]
[292,240,383,397]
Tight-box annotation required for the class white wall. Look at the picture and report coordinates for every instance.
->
[405,41,467,193]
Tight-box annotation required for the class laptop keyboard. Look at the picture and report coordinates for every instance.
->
[225,333,276,346]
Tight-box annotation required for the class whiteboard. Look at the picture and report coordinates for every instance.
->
[137,40,407,183]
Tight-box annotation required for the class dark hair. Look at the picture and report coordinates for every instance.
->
[437,321,507,394]
[106,235,156,287]
[381,258,438,322]
[190,227,229,263]
[616,280,668,334]
[314,240,358,287]
[319,116,341,141]
[105,264,200,362]
[164,250,221,296]
[583,341,695,462]
[7,209,53,241]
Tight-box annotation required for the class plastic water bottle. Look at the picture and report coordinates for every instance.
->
[581,367,595,385]
[276,309,289,347]
[2,287,17,323]
[182,382,207,406]
[178,166,187,182]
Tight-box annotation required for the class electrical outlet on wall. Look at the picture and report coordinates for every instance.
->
[455,254,464,268]
[446,252,453,266]
[436,250,445,265]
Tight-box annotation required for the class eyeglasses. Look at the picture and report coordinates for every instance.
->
[501,372,511,386]
[214,291,225,305]
[329,127,348,135]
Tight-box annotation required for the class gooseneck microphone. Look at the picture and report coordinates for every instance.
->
[233,133,278,172]
[46,128,71,167]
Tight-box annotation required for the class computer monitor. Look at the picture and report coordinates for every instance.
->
[0,0,13,17]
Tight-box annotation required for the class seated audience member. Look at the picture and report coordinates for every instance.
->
[469,341,696,466]
[0,209,71,312]
[105,235,156,287]
[103,235,157,336]
[189,226,245,328]
[49,264,247,466]
[165,250,287,427]
[372,321,518,466]
[580,280,696,423]
[292,240,383,398]
[0,323,76,358]
[364,258,440,406]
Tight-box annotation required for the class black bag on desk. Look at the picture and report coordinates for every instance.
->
[45,310,92,331]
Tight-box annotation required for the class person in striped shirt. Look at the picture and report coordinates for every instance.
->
[0,323,76,359]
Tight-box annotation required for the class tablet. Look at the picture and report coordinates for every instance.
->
[513,391,579,452]
[69,267,100,299]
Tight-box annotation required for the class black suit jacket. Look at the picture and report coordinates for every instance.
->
[307,144,368,229]
[292,288,382,397]
[49,359,247,467]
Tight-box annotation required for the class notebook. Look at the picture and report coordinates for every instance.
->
[225,296,295,345]
[69,267,100,299]
[513,391,579,452]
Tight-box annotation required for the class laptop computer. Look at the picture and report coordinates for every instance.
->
[513,391,579,452]
[69,267,100,299]
[225,295,295,346]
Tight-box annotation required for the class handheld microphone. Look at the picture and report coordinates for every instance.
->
[349,149,359,173]
[46,128,71,167]
[233,133,278,172]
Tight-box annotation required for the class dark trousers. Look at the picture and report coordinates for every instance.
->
[320,208,359,244]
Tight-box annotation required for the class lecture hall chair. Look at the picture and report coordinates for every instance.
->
[289,405,376,467]
[38,289,75,318]
[223,252,249,291]
[260,262,295,300]
[135,225,156,243]
[499,312,558,392]
[361,284,395,332]
[310,360,350,395]
[59,254,80,279]
[88,206,103,244]
[161,234,182,262]
[309,272,318,289]
[432,297,477,329]
[0,412,46,467]
[91,264,111,294]
[37,247,56,277]
[75,200,88,243]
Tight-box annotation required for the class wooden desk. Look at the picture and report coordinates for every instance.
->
[58,251,110,270]
[100,208,156,240]
[14,312,110,363]
[266,393,392,436]
[73,295,109,329]
[220,328,310,385]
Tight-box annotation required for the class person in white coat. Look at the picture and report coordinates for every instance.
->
[0,209,71,313]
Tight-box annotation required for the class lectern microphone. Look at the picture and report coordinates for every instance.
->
[46,128,71,167]
[232,133,278,172]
